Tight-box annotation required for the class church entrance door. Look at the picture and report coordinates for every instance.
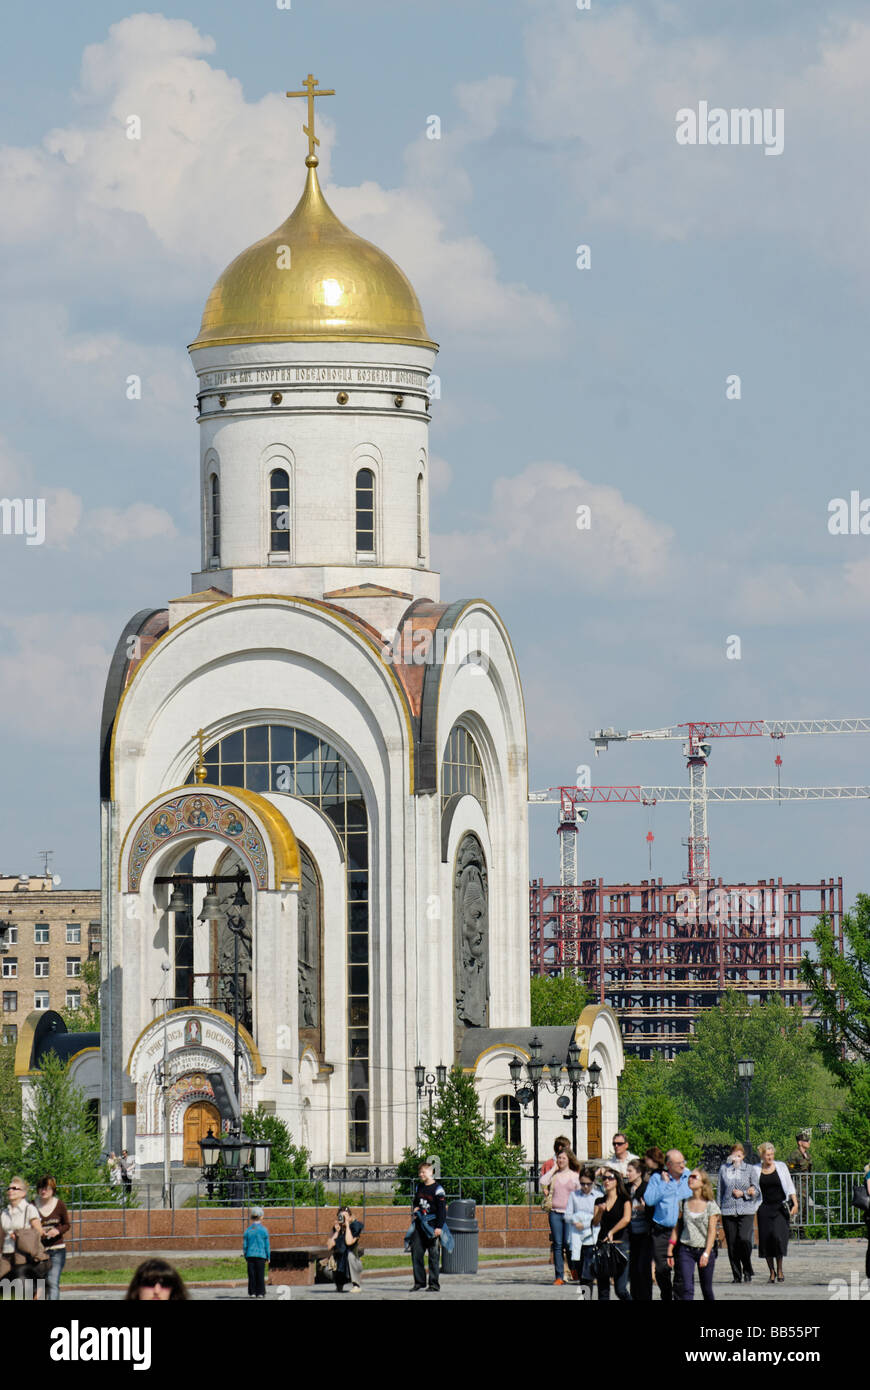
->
[183,1100,221,1166]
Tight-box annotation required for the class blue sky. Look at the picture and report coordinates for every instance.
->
[2,0,870,902]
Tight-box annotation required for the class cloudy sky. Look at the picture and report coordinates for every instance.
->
[1,0,869,902]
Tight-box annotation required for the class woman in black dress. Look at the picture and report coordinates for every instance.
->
[592,1170,632,1300]
[749,1143,797,1283]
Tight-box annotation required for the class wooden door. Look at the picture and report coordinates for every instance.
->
[586,1095,602,1159]
[183,1100,221,1167]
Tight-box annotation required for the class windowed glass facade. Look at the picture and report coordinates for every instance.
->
[441,721,488,818]
[189,724,371,1154]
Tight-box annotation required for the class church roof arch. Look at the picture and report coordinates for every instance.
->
[415,598,528,796]
[107,593,418,801]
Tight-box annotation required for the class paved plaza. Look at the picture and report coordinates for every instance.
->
[59,1239,869,1301]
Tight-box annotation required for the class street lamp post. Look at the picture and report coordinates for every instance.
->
[414,1062,448,1120]
[737,1057,754,1152]
[510,1036,545,1191]
[554,1041,602,1154]
[158,959,172,1208]
[225,870,249,1118]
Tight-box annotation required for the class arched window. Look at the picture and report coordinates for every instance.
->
[270,468,291,553]
[355,468,375,553]
[188,725,371,1155]
[416,473,424,560]
[441,721,488,818]
[494,1094,521,1146]
[209,474,220,564]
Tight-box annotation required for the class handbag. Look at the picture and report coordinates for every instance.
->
[591,1240,627,1279]
[541,1186,553,1213]
[851,1185,870,1212]
[318,1254,337,1279]
[12,1223,50,1281]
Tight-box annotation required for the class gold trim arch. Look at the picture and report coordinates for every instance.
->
[120,784,301,892]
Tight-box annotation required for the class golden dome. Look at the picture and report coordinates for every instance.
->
[191,160,435,350]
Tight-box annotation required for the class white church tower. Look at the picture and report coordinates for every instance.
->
[98,79,531,1170]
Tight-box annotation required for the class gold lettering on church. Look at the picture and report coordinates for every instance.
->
[200,366,422,389]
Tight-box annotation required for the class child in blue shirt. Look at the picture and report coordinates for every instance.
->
[243,1206,271,1298]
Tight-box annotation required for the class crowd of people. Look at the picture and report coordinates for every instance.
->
[536,1131,850,1299]
[2,1139,868,1300]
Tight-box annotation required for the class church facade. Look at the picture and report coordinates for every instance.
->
[97,116,538,1170]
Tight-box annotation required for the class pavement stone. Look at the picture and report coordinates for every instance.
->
[59,1238,869,1301]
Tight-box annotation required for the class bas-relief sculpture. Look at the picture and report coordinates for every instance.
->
[454,833,489,1030]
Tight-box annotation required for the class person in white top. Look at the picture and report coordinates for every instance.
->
[749,1142,797,1283]
[1,1176,44,1295]
[599,1133,639,1177]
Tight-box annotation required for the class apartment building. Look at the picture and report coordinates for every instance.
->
[0,875,101,1044]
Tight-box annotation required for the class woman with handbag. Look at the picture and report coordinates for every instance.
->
[328,1205,364,1293]
[36,1175,70,1301]
[591,1170,632,1300]
[749,1142,797,1283]
[669,1169,720,1301]
[540,1147,581,1286]
[1,1176,45,1297]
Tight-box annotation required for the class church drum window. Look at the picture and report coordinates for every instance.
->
[269,468,291,553]
[209,473,220,564]
[188,724,372,1155]
[416,473,424,560]
[355,468,375,554]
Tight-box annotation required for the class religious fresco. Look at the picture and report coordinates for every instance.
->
[454,832,489,1031]
[126,791,270,891]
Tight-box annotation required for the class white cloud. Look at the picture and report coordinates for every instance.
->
[86,501,178,549]
[0,613,111,743]
[0,14,560,358]
[523,7,870,277]
[433,461,674,592]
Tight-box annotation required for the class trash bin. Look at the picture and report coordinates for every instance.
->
[441,1198,479,1275]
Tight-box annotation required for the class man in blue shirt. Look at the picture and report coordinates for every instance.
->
[643,1150,691,1300]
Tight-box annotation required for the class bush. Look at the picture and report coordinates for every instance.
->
[241,1110,325,1205]
[394,1066,527,1206]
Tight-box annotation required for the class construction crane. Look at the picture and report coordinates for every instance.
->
[588,718,870,883]
[529,784,870,888]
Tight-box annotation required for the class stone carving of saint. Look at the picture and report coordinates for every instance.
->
[454,834,489,1028]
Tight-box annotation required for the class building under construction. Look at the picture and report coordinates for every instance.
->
[529,876,844,1057]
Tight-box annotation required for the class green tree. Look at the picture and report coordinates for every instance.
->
[0,1040,23,1173]
[241,1109,323,1204]
[624,1091,700,1168]
[60,957,101,1032]
[801,895,870,1081]
[825,1065,870,1173]
[668,991,836,1154]
[618,1054,673,1134]
[21,1052,106,1191]
[395,1066,526,1203]
[529,974,590,1027]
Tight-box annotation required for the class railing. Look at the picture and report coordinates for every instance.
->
[62,1172,870,1254]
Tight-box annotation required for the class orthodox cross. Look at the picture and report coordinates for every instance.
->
[286,73,335,163]
[193,728,208,785]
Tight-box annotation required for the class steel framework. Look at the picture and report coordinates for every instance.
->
[529,875,844,1056]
